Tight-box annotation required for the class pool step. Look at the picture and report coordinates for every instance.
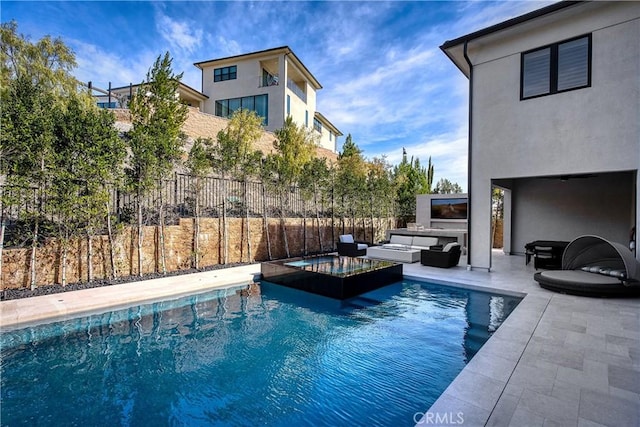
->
[343,296,385,310]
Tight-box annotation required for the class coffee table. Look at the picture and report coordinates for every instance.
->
[366,246,421,263]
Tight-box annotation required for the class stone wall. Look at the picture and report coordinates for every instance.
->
[1,217,394,290]
[112,107,338,162]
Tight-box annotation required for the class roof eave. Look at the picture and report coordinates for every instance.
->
[194,46,290,69]
[314,112,342,136]
[440,1,582,51]
[194,46,323,90]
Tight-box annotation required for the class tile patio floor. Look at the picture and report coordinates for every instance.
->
[1,251,638,426]
[405,251,640,427]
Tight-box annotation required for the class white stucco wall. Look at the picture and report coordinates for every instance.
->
[465,2,640,269]
[199,54,287,132]
[316,127,337,153]
[198,53,330,141]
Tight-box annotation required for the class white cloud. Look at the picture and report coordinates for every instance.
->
[71,40,157,89]
[156,13,203,54]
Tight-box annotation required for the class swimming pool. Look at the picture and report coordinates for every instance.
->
[0,279,521,426]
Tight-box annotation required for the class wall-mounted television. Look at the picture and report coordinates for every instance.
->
[430,197,468,220]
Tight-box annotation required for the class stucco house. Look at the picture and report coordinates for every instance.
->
[441,1,639,271]
[194,46,342,152]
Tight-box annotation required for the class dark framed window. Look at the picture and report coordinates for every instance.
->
[214,65,237,82]
[313,117,322,133]
[521,34,591,100]
[215,94,268,125]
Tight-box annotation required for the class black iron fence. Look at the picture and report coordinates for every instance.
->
[1,174,396,248]
[110,173,334,221]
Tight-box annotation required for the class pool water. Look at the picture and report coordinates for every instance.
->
[284,255,394,277]
[0,279,521,426]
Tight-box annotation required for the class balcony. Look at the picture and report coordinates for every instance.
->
[259,73,279,88]
[287,79,307,103]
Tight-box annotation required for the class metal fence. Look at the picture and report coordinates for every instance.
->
[109,173,335,222]
[2,173,399,247]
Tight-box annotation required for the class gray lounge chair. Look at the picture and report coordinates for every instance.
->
[534,235,640,297]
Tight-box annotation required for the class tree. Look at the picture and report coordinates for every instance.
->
[262,117,316,258]
[52,95,125,284]
[433,178,463,194]
[336,135,368,237]
[393,150,433,226]
[366,157,394,243]
[1,20,79,101]
[126,52,188,276]
[186,137,214,269]
[300,157,329,253]
[1,22,82,289]
[211,109,263,264]
[492,187,504,248]
[1,76,56,289]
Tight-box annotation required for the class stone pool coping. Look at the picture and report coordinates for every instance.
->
[0,264,261,330]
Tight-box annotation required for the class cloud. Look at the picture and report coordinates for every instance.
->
[155,13,203,54]
[71,40,157,89]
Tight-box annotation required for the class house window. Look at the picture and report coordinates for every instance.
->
[521,34,591,100]
[329,131,333,142]
[214,65,237,82]
[305,111,309,128]
[313,117,322,133]
[215,94,268,125]
[286,95,290,116]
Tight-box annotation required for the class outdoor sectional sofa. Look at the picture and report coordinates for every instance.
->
[533,235,640,297]
[379,235,439,251]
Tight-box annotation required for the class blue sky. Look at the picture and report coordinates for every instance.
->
[2,1,552,189]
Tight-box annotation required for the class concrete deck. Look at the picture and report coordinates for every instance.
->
[0,253,638,426]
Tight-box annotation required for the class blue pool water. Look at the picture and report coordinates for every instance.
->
[0,279,521,426]
[283,255,394,277]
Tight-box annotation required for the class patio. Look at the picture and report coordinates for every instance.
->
[407,251,640,427]
[1,251,638,426]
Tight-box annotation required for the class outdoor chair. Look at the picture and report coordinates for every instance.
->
[420,242,461,268]
[337,234,368,257]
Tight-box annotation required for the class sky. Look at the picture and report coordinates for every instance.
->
[2,0,554,190]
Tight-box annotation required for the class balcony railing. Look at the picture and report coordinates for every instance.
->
[259,73,280,88]
[287,79,307,103]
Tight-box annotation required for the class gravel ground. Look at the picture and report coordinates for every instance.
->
[1,262,249,301]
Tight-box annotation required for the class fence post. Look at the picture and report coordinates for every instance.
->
[173,172,178,215]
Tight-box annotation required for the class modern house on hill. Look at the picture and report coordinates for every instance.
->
[194,46,342,152]
[94,46,342,153]
[441,1,639,271]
